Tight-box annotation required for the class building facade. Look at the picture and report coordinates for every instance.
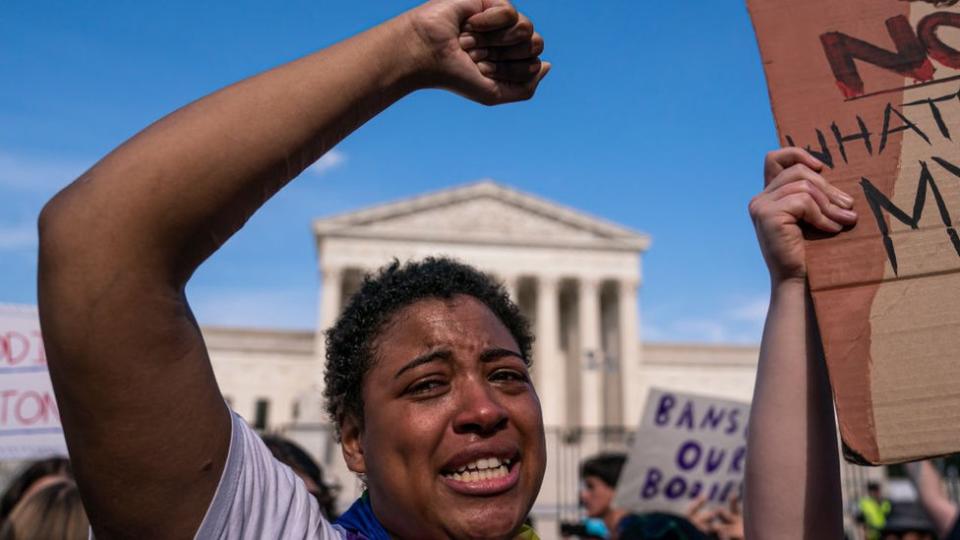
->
[204,180,764,539]
[311,180,653,432]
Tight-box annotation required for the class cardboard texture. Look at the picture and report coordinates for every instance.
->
[613,389,748,516]
[749,0,960,464]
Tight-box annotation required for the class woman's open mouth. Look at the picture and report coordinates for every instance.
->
[440,454,521,496]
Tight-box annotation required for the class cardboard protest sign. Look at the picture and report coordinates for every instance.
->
[613,389,748,516]
[0,305,67,460]
[749,0,960,464]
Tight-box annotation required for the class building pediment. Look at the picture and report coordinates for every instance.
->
[313,180,650,251]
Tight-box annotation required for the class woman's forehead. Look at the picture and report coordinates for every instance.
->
[387,296,509,337]
[372,296,518,361]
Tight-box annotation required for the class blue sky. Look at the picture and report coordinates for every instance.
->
[1,1,779,344]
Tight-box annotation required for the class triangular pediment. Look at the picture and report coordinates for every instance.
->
[351,197,603,242]
[313,181,649,251]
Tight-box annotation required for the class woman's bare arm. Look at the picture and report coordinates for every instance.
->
[744,148,856,539]
[37,1,547,536]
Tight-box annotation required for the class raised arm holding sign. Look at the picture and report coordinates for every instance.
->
[36,2,548,537]
[744,0,960,535]
[744,148,853,538]
[749,0,960,465]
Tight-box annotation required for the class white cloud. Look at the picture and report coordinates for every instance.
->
[0,150,92,253]
[644,295,769,344]
[0,151,91,192]
[673,319,732,343]
[641,323,666,342]
[0,147,344,190]
[187,287,316,330]
[0,222,37,251]
[727,296,769,324]
[306,150,346,177]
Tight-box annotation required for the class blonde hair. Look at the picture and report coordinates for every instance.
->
[0,478,88,540]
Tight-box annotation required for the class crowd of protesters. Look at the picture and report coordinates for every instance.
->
[0,432,339,539]
[23,0,960,538]
[560,452,743,540]
[561,451,960,540]
[8,448,960,539]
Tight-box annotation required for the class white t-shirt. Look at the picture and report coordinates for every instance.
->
[194,412,348,539]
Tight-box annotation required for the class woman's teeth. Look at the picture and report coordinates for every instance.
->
[444,457,512,482]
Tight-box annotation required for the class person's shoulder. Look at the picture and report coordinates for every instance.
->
[617,512,709,540]
[196,410,342,539]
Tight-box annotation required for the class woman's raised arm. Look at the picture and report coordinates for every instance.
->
[37,1,547,536]
[744,148,856,539]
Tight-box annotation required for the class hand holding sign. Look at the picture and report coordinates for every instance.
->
[684,496,745,540]
[685,497,714,532]
[749,148,858,284]
[749,0,960,465]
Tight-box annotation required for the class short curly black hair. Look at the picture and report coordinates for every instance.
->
[581,453,627,488]
[323,257,534,437]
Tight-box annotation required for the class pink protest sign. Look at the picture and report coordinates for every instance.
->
[0,305,67,460]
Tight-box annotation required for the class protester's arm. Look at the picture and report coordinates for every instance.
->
[743,148,857,539]
[907,461,959,538]
[37,1,547,536]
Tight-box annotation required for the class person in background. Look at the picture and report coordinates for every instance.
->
[906,460,960,540]
[616,512,709,540]
[0,477,89,540]
[577,453,711,540]
[0,457,72,524]
[877,501,935,540]
[578,453,629,538]
[858,481,891,540]
[262,434,340,519]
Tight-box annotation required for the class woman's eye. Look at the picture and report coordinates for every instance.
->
[406,379,446,396]
[491,369,529,383]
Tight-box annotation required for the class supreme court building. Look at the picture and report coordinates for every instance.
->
[203,180,761,537]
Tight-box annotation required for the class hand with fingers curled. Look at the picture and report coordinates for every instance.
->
[749,147,859,285]
[685,496,715,533]
[710,497,745,540]
[685,496,745,540]
[405,0,549,105]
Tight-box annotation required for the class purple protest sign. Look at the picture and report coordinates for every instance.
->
[613,388,749,516]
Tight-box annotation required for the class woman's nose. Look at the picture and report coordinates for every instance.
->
[452,378,508,435]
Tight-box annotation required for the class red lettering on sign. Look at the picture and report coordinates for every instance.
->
[41,392,59,423]
[0,331,49,367]
[819,12,960,98]
[1,332,30,365]
[918,12,960,70]
[0,390,17,424]
[0,390,60,427]
[14,391,47,425]
[30,332,46,365]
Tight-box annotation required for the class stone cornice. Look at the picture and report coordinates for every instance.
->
[642,341,760,367]
[198,325,757,367]
[313,180,651,251]
[201,326,314,356]
[317,228,646,252]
